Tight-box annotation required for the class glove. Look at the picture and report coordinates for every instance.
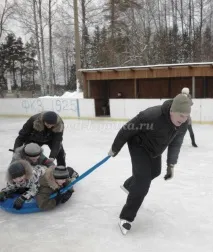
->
[16,188,28,194]
[67,167,79,179]
[49,158,55,162]
[164,164,175,180]
[108,148,117,157]
[0,191,6,202]
[0,191,14,201]
[13,196,26,210]
[55,192,62,205]
[60,189,73,204]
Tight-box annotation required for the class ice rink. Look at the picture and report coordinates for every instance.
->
[0,117,213,252]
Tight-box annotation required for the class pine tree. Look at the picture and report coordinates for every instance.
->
[23,38,38,90]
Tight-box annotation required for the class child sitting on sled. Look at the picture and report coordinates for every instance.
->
[0,160,46,210]
[36,165,78,211]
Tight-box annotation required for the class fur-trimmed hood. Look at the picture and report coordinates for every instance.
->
[6,160,33,183]
[33,112,64,133]
[43,167,61,190]
[14,145,44,157]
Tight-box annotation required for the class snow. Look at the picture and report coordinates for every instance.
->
[79,61,213,72]
[61,91,83,99]
[0,118,213,252]
[39,91,84,99]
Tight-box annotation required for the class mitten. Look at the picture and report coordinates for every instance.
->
[67,167,79,179]
[48,158,55,162]
[16,188,28,194]
[60,189,73,204]
[55,193,62,205]
[0,191,6,202]
[0,191,14,201]
[13,196,26,210]
[164,164,175,180]
[108,148,117,157]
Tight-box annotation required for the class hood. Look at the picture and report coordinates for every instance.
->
[43,167,60,190]
[43,167,71,191]
[6,160,33,183]
[33,112,64,133]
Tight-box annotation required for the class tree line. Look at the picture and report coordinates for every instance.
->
[0,0,213,94]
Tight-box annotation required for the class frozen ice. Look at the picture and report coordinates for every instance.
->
[0,118,213,252]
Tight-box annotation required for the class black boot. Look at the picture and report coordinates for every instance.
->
[192,142,198,147]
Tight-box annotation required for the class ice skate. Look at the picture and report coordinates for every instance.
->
[118,219,131,235]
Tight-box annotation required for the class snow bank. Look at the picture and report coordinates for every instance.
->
[39,91,84,99]
[61,91,83,98]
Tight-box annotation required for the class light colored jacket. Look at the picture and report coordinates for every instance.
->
[1,160,46,200]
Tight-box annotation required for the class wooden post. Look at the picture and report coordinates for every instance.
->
[134,79,137,98]
[88,80,91,98]
[192,76,195,98]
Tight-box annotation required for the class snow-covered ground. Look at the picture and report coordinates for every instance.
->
[39,91,84,99]
[0,118,213,252]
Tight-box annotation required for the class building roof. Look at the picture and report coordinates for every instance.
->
[79,62,213,73]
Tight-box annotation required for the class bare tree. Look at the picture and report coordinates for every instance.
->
[48,0,53,95]
[73,0,82,90]
[38,0,47,93]
[0,0,15,39]
[32,0,45,94]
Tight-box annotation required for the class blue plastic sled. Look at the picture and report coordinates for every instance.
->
[0,194,42,214]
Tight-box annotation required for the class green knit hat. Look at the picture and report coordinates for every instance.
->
[170,94,191,114]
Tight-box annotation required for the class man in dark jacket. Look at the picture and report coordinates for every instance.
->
[108,94,191,235]
[13,111,66,166]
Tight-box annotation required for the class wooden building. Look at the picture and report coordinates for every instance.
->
[79,62,213,116]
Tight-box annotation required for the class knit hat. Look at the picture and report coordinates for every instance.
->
[8,162,25,179]
[181,87,190,95]
[43,111,58,125]
[53,166,69,180]
[171,94,191,114]
[24,143,42,157]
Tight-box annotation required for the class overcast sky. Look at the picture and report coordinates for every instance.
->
[0,0,29,42]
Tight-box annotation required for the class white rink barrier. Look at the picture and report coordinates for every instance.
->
[0,98,212,123]
[0,98,95,118]
[109,98,213,124]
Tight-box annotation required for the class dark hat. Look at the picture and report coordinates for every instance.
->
[8,162,25,179]
[171,94,191,114]
[24,143,42,157]
[53,166,69,180]
[43,111,58,125]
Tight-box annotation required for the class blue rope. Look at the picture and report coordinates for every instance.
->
[49,155,111,199]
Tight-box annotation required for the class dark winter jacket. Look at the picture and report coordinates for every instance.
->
[13,112,64,159]
[11,146,55,167]
[36,168,71,210]
[111,100,188,165]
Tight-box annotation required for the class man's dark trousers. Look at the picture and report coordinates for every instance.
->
[120,141,161,222]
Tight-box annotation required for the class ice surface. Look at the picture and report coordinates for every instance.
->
[0,118,213,252]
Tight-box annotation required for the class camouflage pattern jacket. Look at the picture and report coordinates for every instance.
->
[1,160,46,200]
